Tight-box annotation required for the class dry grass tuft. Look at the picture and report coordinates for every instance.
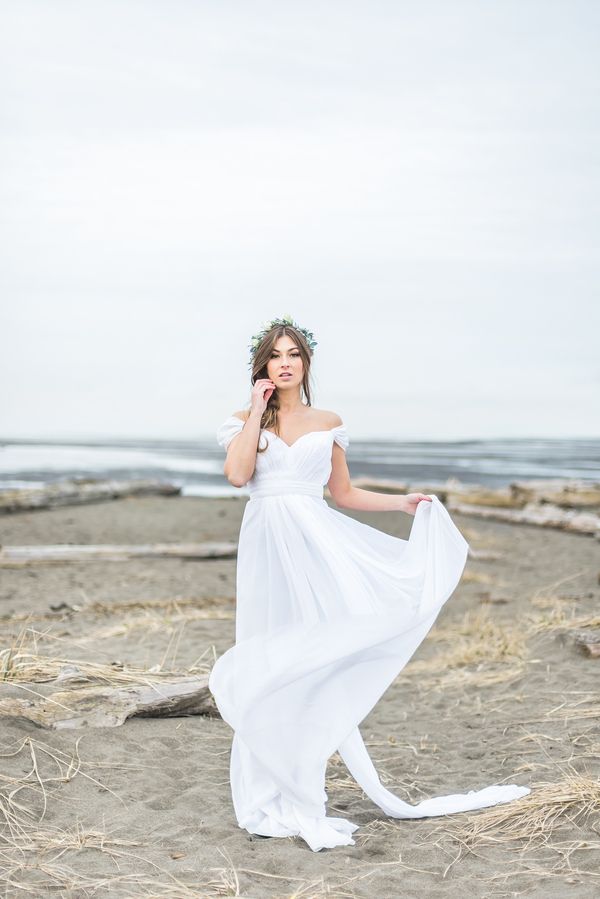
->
[0,594,236,625]
[441,771,599,851]
[527,570,597,621]
[544,695,600,724]
[460,570,497,585]
[0,623,213,684]
[397,608,528,691]
[415,748,600,885]
[527,605,600,636]
[74,603,234,643]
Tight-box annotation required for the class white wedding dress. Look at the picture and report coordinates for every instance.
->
[209,415,530,852]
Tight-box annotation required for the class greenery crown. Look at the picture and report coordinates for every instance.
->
[247,313,317,368]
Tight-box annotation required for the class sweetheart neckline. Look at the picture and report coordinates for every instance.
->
[227,416,345,450]
[263,427,340,450]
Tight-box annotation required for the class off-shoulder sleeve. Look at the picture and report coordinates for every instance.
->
[332,424,349,452]
[216,415,245,450]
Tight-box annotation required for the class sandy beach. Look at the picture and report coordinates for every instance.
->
[1,492,599,897]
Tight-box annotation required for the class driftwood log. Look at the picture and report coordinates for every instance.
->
[446,500,600,537]
[350,477,600,511]
[509,479,600,510]
[0,670,220,728]
[0,478,181,514]
[348,478,518,506]
[0,542,237,567]
[348,478,600,536]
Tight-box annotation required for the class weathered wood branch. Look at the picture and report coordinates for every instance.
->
[509,479,600,510]
[348,477,600,536]
[349,477,600,511]
[0,542,238,566]
[446,500,600,537]
[0,478,181,514]
[0,672,221,728]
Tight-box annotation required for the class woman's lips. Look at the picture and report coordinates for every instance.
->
[279,373,292,378]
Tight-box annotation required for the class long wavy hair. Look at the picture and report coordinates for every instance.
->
[247,324,315,454]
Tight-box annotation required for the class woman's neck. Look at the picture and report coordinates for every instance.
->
[277,401,306,415]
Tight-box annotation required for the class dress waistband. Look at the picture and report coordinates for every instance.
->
[248,478,324,499]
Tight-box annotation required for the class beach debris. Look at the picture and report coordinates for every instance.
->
[49,601,78,612]
[446,501,600,537]
[0,477,181,514]
[344,477,600,535]
[0,674,219,728]
[573,630,600,658]
[478,593,511,604]
[447,485,516,508]
[0,542,238,566]
[447,479,600,511]
[509,479,600,509]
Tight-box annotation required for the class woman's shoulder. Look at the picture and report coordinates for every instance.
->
[313,409,344,428]
[231,409,251,422]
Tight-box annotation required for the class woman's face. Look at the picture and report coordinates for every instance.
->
[266,335,303,390]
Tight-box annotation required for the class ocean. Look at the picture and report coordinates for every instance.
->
[0,435,598,498]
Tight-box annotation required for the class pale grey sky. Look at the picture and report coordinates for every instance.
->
[1,0,598,441]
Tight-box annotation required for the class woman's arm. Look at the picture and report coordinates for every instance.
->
[223,378,277,486]
[327,444,431,516]
[223,409,262,487]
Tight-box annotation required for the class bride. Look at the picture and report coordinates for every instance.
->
[210,314,530,852]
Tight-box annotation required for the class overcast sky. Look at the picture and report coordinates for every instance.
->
[1,0,598,442]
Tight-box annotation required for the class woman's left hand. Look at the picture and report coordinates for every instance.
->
[400,493,433,516]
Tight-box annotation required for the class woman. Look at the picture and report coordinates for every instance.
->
[209,315,530,852]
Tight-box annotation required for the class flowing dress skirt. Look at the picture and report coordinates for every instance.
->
[209,494,530,851]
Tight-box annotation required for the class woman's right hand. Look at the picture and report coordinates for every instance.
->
[250,378,276,415]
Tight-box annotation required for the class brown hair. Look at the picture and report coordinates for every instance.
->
[247,325,315,453]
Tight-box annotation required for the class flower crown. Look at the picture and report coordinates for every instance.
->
[247,313,317,368]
